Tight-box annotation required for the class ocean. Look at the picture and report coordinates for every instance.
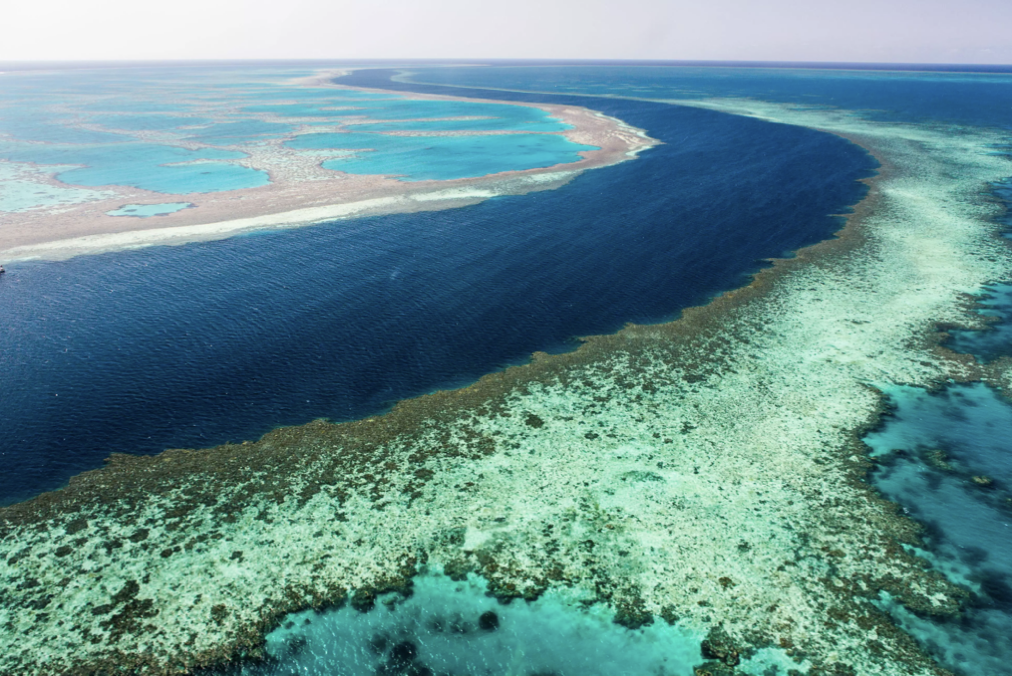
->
[2,62,1011,675]
[0,67,874,505]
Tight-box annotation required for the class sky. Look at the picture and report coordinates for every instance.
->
[1,0,1010,64]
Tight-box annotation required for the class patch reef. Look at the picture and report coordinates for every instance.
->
[2,101,1011,676]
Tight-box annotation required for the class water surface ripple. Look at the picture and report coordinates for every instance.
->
[0,78,873,505]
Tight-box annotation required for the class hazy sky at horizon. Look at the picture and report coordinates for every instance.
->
[2,0,1010,65]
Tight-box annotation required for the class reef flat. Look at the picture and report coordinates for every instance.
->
[2,102,1012,675]
[0,69,654,262]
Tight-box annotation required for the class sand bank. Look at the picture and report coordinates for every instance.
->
[0,75,656,262]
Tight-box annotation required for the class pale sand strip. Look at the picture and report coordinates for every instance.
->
[0,174,573,261]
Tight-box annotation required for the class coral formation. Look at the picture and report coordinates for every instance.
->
[3,99,1011,675]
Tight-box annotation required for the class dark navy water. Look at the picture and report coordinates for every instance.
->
[0,70,874,505]
[293,68,1012,675]
[401,64,1012,131]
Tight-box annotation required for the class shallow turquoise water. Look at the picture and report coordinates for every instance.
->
[240,96,571,134]
[241,88,399,101]
[326,134,593,181]
[241,103,373,117]
[865,383,1012,674]
[0,66,588,195]
[255,572,701,676]
[207,570,807,676]
[0,141,263,194]
[325,99,569,129]
[286,132,595,181]
[106,202,192,217]
[69,159,265,194]
[186,120,295,144]
[80,100,193,113]
[0,113,129,145]
[0,167,113,213]
[345,116,571,132]
[947,283,1012,361]
[91,114,214,131]
[285,132,424,151]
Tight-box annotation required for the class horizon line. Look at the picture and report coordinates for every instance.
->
[1,58,1011,74]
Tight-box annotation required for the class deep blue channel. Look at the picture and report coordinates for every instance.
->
[0,70,875,504]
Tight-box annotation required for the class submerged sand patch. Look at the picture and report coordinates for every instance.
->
[2,100,1011,675]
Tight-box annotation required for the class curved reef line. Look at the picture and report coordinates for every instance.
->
[2,97,1012,675]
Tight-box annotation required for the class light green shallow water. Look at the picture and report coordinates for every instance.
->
[211,570,805,676]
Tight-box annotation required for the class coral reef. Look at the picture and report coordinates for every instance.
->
[3,100,1011,675]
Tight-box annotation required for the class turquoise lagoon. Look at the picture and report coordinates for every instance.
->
[80,100,193,113]
[948,283,1012,362]
[0,112,129,145]
[0,66,589,207]
[185,120,295,144]
[864,383,1012,674]
[240,96,568,129]
[0,162,115,212]
[344,116,571,132]
[218,572,704,676]
[90,113,214,131]
[288,131,596,181]
[209,571,801,676]
[0,141,266,194]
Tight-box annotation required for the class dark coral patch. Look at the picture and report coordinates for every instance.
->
[524,413,545,428]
